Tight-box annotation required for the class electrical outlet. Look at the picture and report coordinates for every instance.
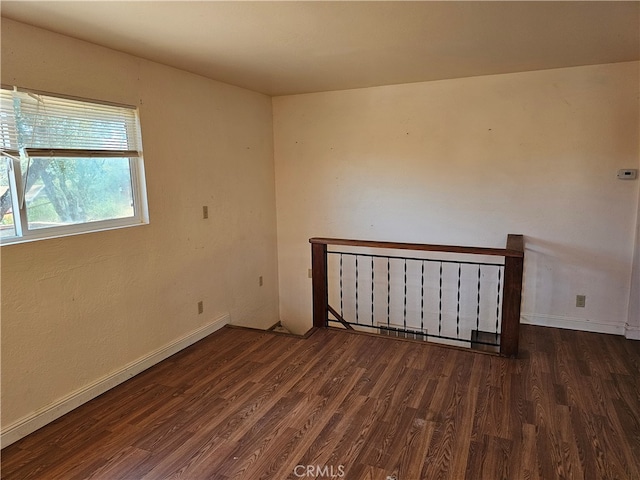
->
[576,295,586,308]
[259,275,263,286]
[202,206,209,219]
[197,301,204,314]
[308,268,313,279]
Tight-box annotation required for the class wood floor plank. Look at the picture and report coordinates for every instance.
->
[81,446,152,480]
[513,422,540,480]
[396,417,438,480]
[2,324,639,480]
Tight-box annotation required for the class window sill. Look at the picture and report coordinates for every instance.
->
[0,218,149,246]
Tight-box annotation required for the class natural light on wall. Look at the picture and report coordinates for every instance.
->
[0,87,148,245]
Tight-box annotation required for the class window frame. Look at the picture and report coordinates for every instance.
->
[1,86,149,245]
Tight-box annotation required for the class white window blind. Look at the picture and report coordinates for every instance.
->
[0,88,142,156]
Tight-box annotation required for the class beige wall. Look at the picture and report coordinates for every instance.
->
[628,184,640,339]
[1,19,279,431]
[273,62,640,335]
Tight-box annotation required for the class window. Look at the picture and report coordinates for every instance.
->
[0,87,148,244]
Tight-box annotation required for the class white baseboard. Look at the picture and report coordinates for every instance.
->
[521,312,625,336]
[625,324,640,340]
[1,314,229,448]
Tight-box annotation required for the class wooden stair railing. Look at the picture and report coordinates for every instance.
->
[310,234,525,357]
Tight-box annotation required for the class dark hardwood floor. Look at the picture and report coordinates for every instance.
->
[2,324,639,479]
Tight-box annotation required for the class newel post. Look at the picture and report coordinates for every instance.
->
[500,234,525,357]
[310,239,328,328]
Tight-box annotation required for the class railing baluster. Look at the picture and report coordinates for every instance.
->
[420,261,425,334]
[456,263,461,338]
[403,259,407,330]
[476,265,481,333]
[387,257,390,329]
[371,257,375,326]
[355,255,359,324]
[340,253,344,318]
[438,261,443,337]
[496,266,502,339]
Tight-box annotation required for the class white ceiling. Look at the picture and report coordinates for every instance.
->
[2,1,639,96]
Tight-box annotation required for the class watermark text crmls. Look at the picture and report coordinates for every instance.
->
[294,464,346,478]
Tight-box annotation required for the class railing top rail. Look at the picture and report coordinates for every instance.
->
[310,235,524,258]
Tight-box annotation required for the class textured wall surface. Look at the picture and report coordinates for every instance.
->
[273,62,640,335]
[1,19,280,429]
[627,189,640,339]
